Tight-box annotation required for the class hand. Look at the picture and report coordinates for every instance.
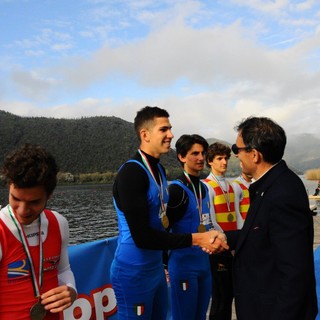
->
[210,230,227,244]
[204,230,228,254]
[192,230,229,254]
[41,285,77,313]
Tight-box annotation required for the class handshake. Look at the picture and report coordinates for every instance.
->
[192,230,229,254]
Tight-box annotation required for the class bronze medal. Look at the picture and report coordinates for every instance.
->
[227,213,234,222]
[161,214,169,229]
[198,223,206,233]
[30,301,46,320]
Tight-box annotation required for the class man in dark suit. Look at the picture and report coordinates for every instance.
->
[228,116,318,320]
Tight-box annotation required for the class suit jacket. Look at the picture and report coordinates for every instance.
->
[229,160,318,320]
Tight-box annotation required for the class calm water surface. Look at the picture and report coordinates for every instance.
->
[0,177,319,245]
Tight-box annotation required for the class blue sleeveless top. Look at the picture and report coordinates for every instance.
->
[169,180,211,258]
[113,160,169,266]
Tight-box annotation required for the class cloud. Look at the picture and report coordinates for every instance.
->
[1,0,320,146]
[53,14,319,103]
[10,68,57,101]
[14,28,73,52]
[229,0,288,14]
[6,0,320,101]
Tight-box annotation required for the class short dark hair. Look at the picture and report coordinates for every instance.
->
[1,144,59,196]
[206,142,231,168]
[134,106,170,140]
[175,134,208,167]
[235,116,286,164]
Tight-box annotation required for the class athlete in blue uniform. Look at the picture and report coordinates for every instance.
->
[166,134,212,320]
[110,107,228,320]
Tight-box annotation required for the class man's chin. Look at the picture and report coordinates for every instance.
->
[161,149,170,155]
[162,145,171,152]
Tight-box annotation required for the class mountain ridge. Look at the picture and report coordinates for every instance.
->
[0,110,319,176]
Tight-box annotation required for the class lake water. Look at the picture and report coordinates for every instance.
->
[0,176,319,245]
[0,184,117,245]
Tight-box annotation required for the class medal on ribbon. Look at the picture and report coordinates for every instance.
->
[139,150,169,229]
[8,206,46,319]
[161,213,169,229]
[30,300,46,320]
[184,171,205,232]
[198,223,206,233]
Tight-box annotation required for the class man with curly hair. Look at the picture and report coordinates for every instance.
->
[0,144,77,320]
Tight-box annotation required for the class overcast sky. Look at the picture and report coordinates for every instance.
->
[1,0,320,144]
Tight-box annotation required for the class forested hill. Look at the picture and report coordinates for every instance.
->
[0,110,319,176]
[0,110,179,174]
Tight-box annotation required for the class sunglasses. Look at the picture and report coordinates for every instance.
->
[231,144,252,155]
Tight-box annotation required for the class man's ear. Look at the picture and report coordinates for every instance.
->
[177,154,186,164]
[140,128,150,143]
[252,149,262,163]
